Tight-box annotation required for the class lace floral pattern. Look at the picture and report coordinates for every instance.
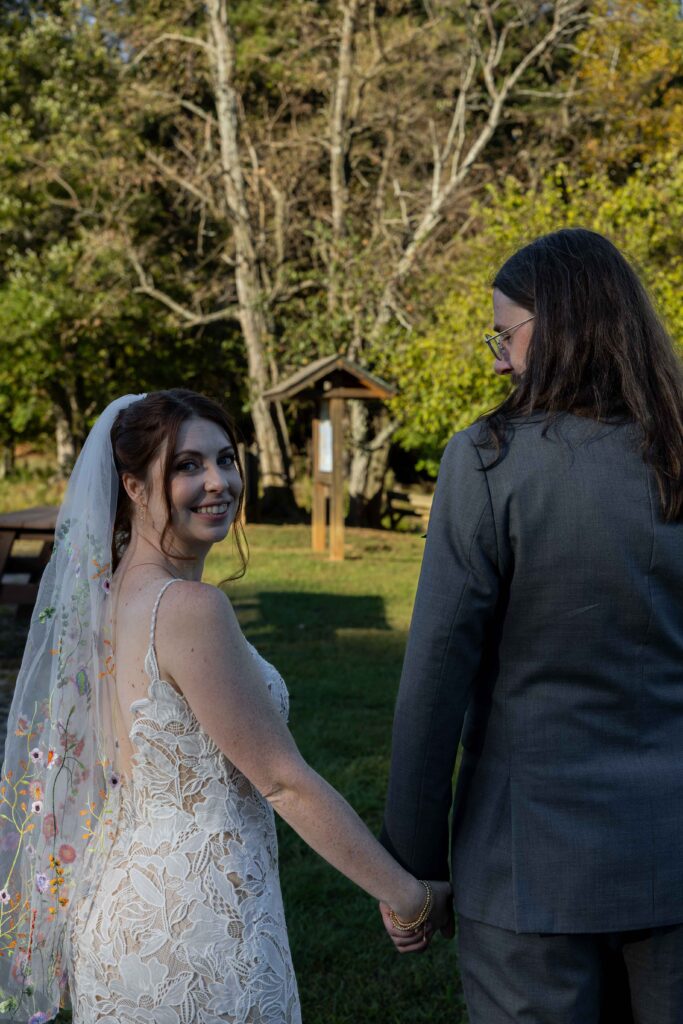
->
[70,632,301,1024]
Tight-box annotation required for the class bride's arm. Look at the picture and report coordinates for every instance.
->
[155,580,441,925]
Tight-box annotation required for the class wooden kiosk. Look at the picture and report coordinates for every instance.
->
[263,355,395,561]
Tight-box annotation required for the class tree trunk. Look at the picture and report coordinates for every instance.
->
[347,3,584,514]
[347,402,394,528]
[328,0,361,312]
[0,445,14,480]
[328,1,389,523]
[206,0,298,519]
[55,407,77,478]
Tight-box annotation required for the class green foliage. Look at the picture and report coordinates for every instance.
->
[575,0,683,173]
[0,0,681,483]
[0,1,248,458]
[387,151,683,472]
[0,235,169,440]
[376,294,508,476]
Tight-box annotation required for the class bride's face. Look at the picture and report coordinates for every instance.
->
[145,417,243,555]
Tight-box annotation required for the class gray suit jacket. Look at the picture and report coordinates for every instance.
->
[381,413,683,933]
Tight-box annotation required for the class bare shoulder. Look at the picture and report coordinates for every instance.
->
[154,581,243,672]
[164,579,229,613]
[159,580,238,632]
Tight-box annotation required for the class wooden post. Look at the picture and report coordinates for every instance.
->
[329,396,345,561]
[311,413,327,553]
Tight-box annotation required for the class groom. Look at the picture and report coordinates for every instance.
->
[378,230,683,1023]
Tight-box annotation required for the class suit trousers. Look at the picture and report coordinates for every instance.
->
[458,914,683,1024]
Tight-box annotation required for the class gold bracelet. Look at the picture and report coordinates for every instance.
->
[388,880,433,933]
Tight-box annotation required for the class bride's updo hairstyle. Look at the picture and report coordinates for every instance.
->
[110,388,248,575]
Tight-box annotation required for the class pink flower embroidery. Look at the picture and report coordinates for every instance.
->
[10,953,28,982]
[42,813,57,839]
[58,843,76,864]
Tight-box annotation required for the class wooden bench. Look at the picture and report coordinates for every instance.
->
[0,506,58,609]
[385,489,433,530]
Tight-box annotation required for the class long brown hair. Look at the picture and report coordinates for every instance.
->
[110,389,248,576]
[483,228,683,521]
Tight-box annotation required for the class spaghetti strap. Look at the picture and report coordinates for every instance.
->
[145,577,184,681]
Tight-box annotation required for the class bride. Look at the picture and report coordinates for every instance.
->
[0,389,450,1023]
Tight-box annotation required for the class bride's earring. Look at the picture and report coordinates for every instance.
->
[136,503,147,525]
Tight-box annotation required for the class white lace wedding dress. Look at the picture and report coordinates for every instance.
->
[69,579,301,1024]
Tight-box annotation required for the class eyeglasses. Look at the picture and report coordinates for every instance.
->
[484,315,535,359]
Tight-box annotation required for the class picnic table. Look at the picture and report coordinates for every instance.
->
[0,506,58,608]
[385,489,433,530]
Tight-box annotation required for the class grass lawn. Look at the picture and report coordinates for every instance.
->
[207,525,467,1024]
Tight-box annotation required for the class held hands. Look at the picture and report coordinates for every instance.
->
[379,879,454,954]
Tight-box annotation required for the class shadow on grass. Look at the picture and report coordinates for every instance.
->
[233,589,391,643]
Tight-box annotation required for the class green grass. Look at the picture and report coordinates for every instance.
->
[207,525,467,1023]
[0,472,66,515]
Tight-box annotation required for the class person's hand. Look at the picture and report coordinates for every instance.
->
[379,880,454,954]
[379,899,433,953]
[431,879,455,939]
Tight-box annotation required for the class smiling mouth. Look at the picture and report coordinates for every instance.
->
[191,502,230,517]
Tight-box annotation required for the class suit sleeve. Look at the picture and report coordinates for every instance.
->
[380,430,501,880]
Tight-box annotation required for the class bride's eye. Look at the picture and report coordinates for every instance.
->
[176,460,198,472]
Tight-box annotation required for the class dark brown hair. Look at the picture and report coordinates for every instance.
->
[110,389,248,576]
[483,228,683,521]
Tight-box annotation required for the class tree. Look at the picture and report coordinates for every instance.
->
[387,150,683,470]
[319,0,588,522]
[379,0,683,474]
[573,0,683,174]
[98,0,588,522]
[0,1,247,473]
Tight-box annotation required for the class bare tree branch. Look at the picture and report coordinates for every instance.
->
[130,33,213,68]
[359,417,397,452]
[329,0,363,312]
[140,87,218,126]
[145,150,222,219]
[371,126,394,242]
[128,249,239,328]
[371,0,587,337]
[25,158,83,210]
